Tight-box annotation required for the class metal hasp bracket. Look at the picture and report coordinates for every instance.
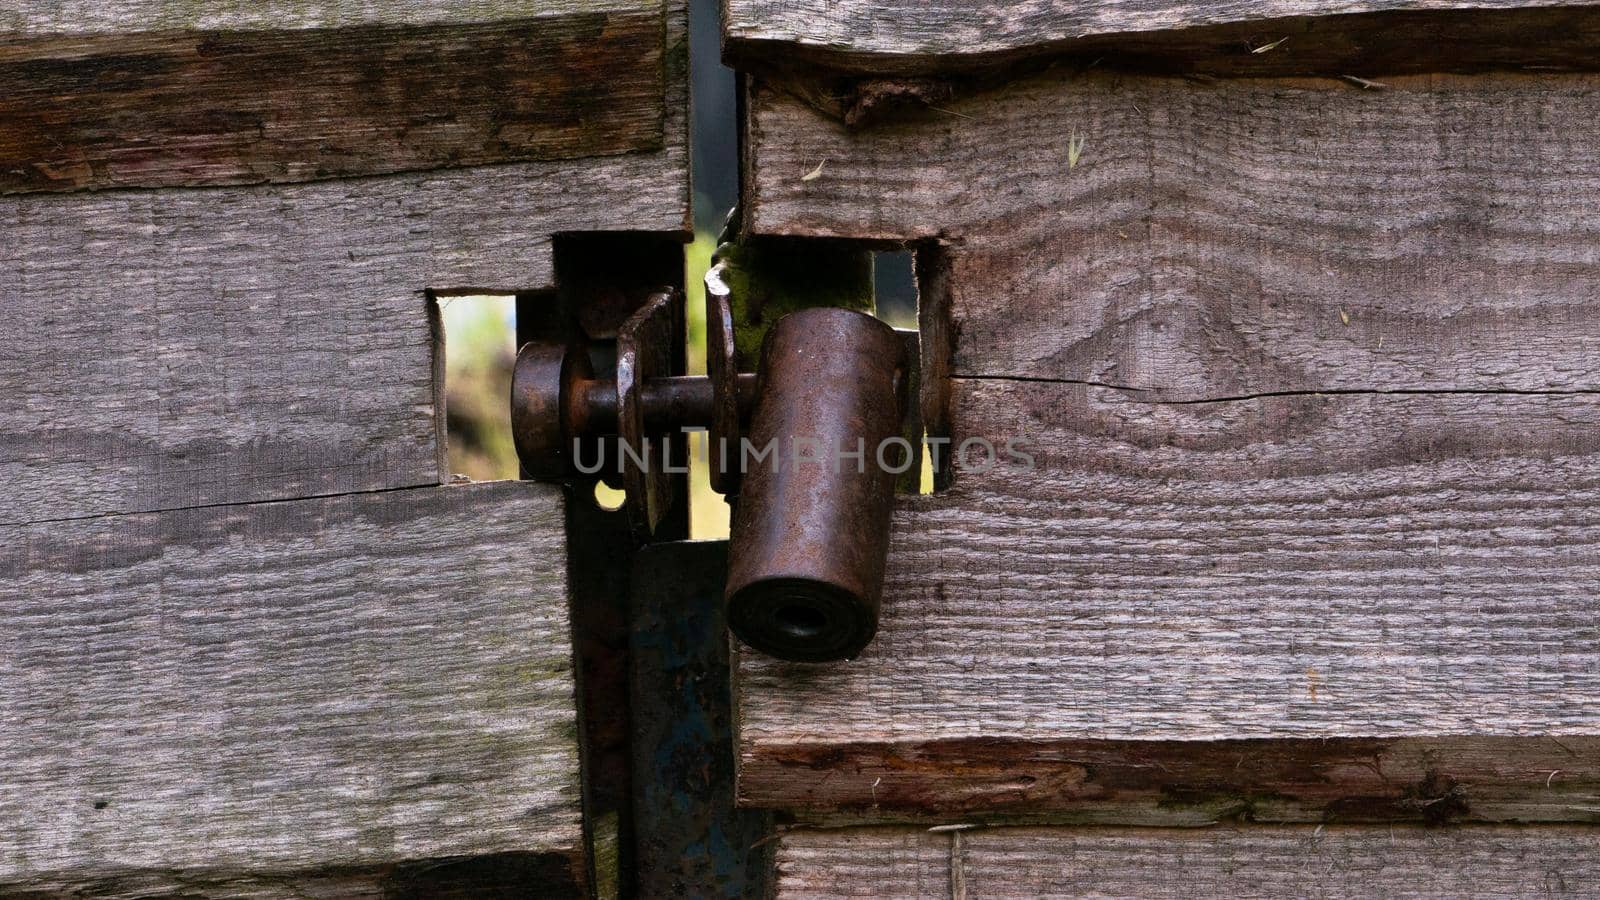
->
[510,257,909,662]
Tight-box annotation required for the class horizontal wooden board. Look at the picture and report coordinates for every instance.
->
[746,71,1600,393]
[737,380,1600,821]
[0,0,688,522]
[0,7,664,193]
[0,480,584,896]
[725,0,1600,77]
[0,0,646,33]
[745,735,1600,827]
[739,72,1600,820]
[0,111,686,527]
[774,825,1600,898]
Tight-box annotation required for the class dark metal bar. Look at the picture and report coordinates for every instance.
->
[629,540,773,897]
[536,235,690,894]
[564,373,758,437]
[642,373,758,432]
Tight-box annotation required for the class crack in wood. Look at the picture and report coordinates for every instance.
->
[958,374,1600,405]
[0,481,451,530]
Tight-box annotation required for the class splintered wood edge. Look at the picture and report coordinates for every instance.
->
[725,1,1600,82]
[738,736,1600,826]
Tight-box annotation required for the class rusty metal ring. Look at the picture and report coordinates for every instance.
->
[511,338,591,479]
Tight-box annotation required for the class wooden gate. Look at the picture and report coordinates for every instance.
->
[4,0,1599,896]
[725,1,1600,895]
[0,1,687,894]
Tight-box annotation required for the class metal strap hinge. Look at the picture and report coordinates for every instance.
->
[509,250,912,662]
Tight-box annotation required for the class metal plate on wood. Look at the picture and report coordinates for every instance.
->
[704,260,743,496]
[616,290,677,533]
[630,540,772,898]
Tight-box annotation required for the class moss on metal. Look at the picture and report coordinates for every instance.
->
[715,237,874,368]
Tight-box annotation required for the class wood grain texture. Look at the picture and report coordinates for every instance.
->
[747,71,1600,392]
[725,0,1600,77]
[774,825,1600,898]
[745,734,1600,827]
[0,480,585,896]
[0,8,665,193]
[0,0,644,33]
[0,37,687,526]
[738,70,1600,820]
[738,383,1600,822]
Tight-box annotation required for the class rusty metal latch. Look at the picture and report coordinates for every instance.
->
[509,259,908,662]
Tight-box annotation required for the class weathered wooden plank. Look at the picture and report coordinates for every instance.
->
[747,735,1600,827]
[0,0,689,525]
[0,3,665,194]
[746,71,1600,393]
[738,383,1600,822]
[774,825,1600,898]
[0,70,687,527]
[737,70,1600,820]
[1,1,642,32]
[0,480,584,896]
[725,0,1600,79]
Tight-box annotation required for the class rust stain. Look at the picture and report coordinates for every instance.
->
[748,736,1423,817]
[736,736,1600,828]
[1324,769,1470,825]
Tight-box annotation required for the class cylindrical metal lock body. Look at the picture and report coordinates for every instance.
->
[725,307,907,662]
